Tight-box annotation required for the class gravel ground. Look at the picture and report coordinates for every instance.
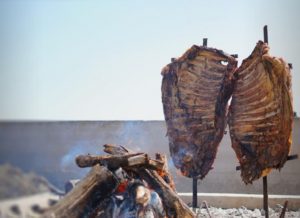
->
[193,205,300,217]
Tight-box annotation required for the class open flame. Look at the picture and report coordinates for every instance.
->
[116,180,129,194]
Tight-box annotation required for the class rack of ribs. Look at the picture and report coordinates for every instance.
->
[228,41,293,184]
[161,45,237,178]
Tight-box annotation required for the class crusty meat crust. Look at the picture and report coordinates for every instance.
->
[161,45,237,178]
[229,41,293,184]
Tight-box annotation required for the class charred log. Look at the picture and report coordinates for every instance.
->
[155,153,176,191]
[42,165,119,218]
[139,169,194,218]
[76,153,165,171]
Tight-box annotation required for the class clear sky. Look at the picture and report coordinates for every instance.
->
[0,0,299,120]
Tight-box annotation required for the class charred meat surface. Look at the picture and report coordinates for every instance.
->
[229,41,293,184]
[161,45,237,178]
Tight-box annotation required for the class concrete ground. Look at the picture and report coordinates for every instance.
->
[179,193,300,210]
[0,192,299,217]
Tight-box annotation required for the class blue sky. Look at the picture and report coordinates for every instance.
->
[0,0,299,120]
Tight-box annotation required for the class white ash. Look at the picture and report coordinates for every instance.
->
[192,205,300,218]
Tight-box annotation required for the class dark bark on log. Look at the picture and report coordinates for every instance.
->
[76,152,165,171]
[75,153,140,169]
[42,165,119,218]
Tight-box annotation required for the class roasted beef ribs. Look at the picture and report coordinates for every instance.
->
[161,45,237,178]
[228,41,293,183]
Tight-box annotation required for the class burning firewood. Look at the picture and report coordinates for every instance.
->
[155,153,176,191]
[43,144,194,218]
[103,144,195,218]
[102,144,176,191]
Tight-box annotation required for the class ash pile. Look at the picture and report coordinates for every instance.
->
[195,206,300,218]
[42,144,195,218]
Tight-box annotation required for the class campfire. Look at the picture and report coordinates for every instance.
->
[42,144,195,218]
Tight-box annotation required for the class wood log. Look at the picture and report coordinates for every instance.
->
[76,153,165,171]
[103,144,133,155]
[156,153,176,191]
[75,153,140,169]
[42,164,119,218]
[139,169,194,218]
[103,144,195,218]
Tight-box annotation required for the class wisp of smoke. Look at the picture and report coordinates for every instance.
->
[60,140,100,177]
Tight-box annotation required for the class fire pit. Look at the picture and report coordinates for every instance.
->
[42,144,195,218]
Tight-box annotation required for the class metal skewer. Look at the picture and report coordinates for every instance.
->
[192,37,208,211]
[192,177,198,210]
[263,25,269,218]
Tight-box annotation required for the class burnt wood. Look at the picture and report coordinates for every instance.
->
[76,153,165,171]
[104,144,195,218]
[42,165,119,218]
[155,153,176,191]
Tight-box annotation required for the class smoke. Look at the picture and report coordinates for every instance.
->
[167,148,187,180]
[58,122,150,180]
[60,140,100,177]
[60,143,84,172]
[115,122,151,153]
[58,121,172,181]
[116,121,186,180]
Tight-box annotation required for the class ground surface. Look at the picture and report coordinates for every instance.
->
[194,206,300,217]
